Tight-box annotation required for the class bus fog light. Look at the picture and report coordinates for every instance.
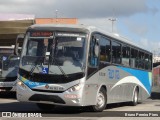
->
[72,99,80,103]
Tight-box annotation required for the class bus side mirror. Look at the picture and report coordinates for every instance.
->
[14,34,24,56]
[14,43,19,56]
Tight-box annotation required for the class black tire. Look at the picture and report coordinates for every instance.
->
[131,88,139,106]
[36,103,55,111]
[91,87,107,112]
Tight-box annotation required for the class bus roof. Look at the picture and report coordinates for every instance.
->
[28,24,152,54]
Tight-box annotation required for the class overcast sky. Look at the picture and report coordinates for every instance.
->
[0,0,160,54]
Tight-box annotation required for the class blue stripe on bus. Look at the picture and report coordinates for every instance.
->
[117,66,152,94]
[20,76,46,88]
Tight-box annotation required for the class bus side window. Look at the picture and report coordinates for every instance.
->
[144,54,149,70]
[138,51,145,69]
[88,36,99,67]
[131,48,139,68]
[112,41,121,64]
[130,48,135,68]
[99,37,111,62]
[135,49,139,68]
[148,55,152,70]
[122,45,130,67]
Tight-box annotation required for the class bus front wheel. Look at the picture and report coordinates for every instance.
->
[36,103,55,111]
[91,87,107,112]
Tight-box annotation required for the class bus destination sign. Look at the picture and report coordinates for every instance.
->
[30,32,53,37]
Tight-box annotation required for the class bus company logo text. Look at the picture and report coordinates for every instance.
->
[28,81,40,86]
[2,112,42,118]
[45,84,64,91]
[125,112,159,117]
[108,69,120,80]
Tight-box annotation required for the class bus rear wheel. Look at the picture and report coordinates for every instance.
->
[131,88,139,106]
[36,103,55,111]
[91,87,107,112]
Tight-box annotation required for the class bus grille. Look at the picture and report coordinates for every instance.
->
[31,89,64,93]
[0,87,12,91]
[29,94,65,104]
[0,77,17,82]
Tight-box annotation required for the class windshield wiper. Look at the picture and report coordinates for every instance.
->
[49,55,69,79]
[30,64,37,76]
[30,61,44,76]
[30,64,43,76]
[49,36,69,79]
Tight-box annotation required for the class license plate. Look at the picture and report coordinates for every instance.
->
[0,82,14,87]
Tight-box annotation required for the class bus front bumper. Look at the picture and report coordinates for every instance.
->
[0,79,17,91]
[16,80,84,106]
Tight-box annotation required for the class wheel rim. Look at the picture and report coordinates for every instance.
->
[96,92,105,108]
[134,90,138,103]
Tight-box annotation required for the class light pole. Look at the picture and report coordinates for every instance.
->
[108,18,117,33]
[55,10,58,23]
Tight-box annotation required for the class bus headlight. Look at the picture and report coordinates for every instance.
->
[17,81,26,89]
[67,84,82,92]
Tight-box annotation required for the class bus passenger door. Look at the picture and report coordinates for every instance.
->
[85,35,100,105]
[87,35,99,77]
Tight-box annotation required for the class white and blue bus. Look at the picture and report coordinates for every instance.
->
[17,24,152,112]
[0,46,20,92]
[0,34,24,92]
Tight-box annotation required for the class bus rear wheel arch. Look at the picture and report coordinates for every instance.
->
[90,86,107,112]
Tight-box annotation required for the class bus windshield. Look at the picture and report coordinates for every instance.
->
[20,32,87,76]
[0,47,20,77]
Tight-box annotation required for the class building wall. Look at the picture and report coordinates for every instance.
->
[153,57,160,63]
[0,17,78,46]
[0,20,34,46]
[35,18,78,24]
